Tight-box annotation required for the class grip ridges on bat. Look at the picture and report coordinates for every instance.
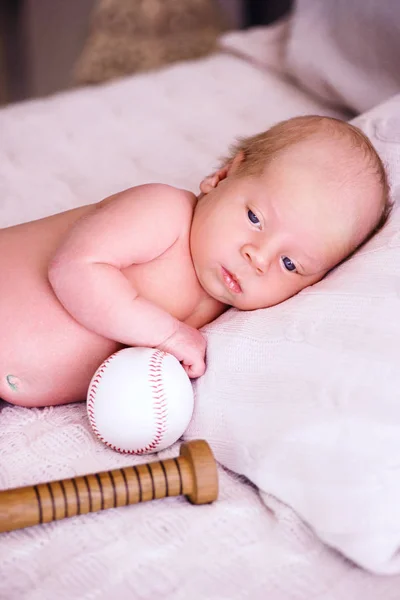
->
[159,460,169,497]
[0,440,218,533]
[83,476,92,512]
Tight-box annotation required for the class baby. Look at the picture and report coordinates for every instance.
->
[0,116,390,408]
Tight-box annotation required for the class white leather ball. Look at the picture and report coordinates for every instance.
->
[87,347,194,454]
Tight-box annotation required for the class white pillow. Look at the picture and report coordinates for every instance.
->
[219,18,291,75]
[284,0,400,113]
[185,93,400,574]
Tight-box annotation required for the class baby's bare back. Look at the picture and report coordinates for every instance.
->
[0,198,219,407]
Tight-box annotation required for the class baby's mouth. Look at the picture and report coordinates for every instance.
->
[221,266,242,294]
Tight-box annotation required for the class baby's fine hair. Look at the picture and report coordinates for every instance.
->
[223,115,392,239]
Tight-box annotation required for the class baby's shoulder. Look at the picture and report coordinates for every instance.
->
[142,183,197,215]
[98,183,196,217]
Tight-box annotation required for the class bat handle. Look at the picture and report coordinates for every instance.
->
[0,440,218,533]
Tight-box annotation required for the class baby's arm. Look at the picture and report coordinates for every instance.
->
[48,184,206,377]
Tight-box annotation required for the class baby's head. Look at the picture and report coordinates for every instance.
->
[190,115,391,310]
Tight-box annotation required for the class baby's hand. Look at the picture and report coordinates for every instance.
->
[157,322,206,378]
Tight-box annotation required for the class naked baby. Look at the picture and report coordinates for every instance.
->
[0,116,390,407]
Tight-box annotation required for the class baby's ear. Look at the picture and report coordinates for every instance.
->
[199,152,245,194]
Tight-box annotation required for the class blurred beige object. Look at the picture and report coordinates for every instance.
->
[74,0,223,84]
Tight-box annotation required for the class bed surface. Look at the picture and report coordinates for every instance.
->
[1,28,399,599]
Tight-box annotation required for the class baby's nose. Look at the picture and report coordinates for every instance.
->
[241,244,267,275]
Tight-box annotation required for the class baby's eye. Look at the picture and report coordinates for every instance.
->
[281,256,297,272]
[247,209,260,227]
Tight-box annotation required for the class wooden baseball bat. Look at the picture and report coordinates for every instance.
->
[0,440,218,533]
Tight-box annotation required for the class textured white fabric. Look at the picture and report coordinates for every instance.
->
[284,0,400,113]
[0,29,399,599]
[0,38,344,230]
[2,408,399,600]
[186,93,400,575]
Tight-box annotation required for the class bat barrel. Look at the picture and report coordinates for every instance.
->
[0,440,218,533]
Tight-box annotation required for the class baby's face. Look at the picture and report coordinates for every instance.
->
[190,142,382,310]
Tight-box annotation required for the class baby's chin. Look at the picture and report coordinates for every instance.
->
[229,289,310,311]
[227,296,274,311]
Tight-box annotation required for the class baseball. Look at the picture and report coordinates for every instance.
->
[86,347,194,454]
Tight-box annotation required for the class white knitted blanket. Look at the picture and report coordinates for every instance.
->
[1,26,399,600]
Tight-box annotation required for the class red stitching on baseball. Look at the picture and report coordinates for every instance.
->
[87,349,168,455]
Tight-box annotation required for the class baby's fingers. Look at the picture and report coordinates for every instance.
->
[182,359,206,379]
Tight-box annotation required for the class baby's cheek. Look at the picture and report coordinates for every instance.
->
[299,271,328,293]
[270,272,319,305]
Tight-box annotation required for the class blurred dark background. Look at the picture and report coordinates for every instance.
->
[0,0,292,105]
